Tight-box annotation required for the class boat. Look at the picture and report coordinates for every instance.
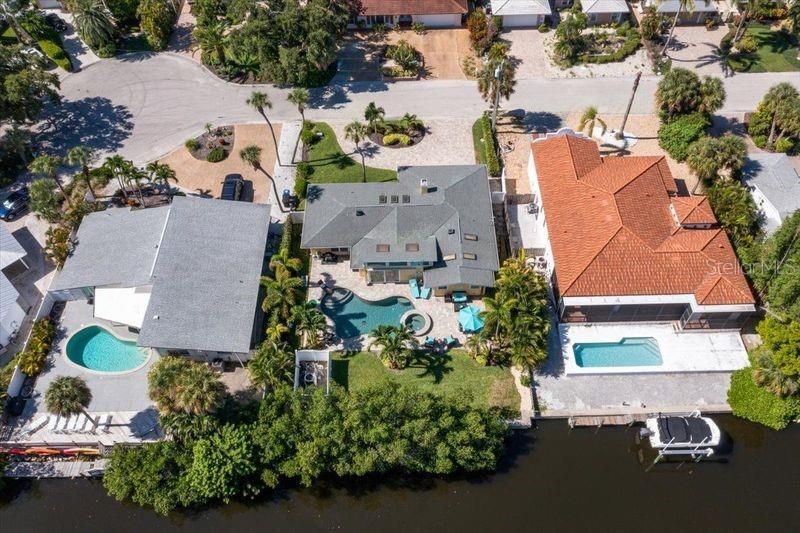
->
[639,411,721,459]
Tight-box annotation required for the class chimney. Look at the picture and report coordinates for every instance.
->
[420,178,429,194]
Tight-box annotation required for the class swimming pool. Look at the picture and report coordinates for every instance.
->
[66,325,149,373]
[573,337,663,368]
[320,288,414,338]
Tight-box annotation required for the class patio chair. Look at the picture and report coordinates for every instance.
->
[444,335,457,348]
[423,336,436,348]
[420,286,431,299]
[409,279,420,299]
[452,291,468,304]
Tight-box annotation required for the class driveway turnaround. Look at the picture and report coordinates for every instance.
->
[56,53,800,164]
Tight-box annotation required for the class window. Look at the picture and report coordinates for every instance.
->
[390,195,399,203]
[463,252,477,260]
[443,253,456,261]
[376,244,390,252]
[464,233,478,241]
[402,194,411,203]
[405,243,419,252]
[388,261,407,266]
[379,194,387,204]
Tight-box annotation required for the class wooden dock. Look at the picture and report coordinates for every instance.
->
[567,414,648,428]
[5,460,107,479]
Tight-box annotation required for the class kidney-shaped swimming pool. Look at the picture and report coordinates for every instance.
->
[66,325,149,373]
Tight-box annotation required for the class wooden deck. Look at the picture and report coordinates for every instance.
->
[5,459,107,478]
[567,414,648,428]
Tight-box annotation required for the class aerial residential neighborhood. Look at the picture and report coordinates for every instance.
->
[0,0,799,529]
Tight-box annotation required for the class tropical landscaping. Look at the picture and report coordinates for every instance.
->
[727,22,800,73]
[302,121,397,183]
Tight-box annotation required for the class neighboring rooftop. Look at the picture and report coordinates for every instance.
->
[643,0,719,12]
[0,224,26,271]
[301,166,499,289]
[360,0,468,15]
[490,0,552,16]
[530,134,754,306]
[52,196,271,354]
[582,0,630,13]
[742,152,800,233]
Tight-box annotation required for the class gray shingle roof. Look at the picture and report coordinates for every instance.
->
[1,224,26,270]
[52,196,270,354]
[742,153,800,222]
[301,166,499,288]
[491,0,552,16]
[582,0,629,14]
[643,0,718,13]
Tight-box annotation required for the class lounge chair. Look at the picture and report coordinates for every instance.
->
[409,279,421,299]
[452,291,468,304]
[444,335,457,348]
[420,286,431,299]
[423,336,436,347]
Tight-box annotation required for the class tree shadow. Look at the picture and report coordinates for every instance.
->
[36,96,133,156]
[115,51,159,63]
[405,350,453,384]
[506,110,563,133]
[308,85,351,110]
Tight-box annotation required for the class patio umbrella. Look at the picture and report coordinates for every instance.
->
[458,305,484,333]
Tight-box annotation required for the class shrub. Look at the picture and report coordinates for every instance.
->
[728,368,800,430]
[480,114,501,177]
[774,138,794,153]
[657,113,709,162]
[752,134,768,148]
[137,0,176,52]
[385,40,420,74]
[372,23,387,36]
[295,162,310,199]
[300,122,316,146]
[736,35,758,54]
[206,146,227,163]
[45,224,73,268]
[538,23,549,33]
[185,138,200,152]
[97,43,117,58]
[411,21,426,34]
[17,319,57,377]
[719,31,734,56]
[382,133,412,146]
[707,180,761,249]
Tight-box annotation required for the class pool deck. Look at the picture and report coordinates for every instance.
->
[560,323,750,376]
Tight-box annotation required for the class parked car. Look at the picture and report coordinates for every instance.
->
[44,13,67,32]
[220,173,244,201]
[282,188,299,209]
[0,187,30,221]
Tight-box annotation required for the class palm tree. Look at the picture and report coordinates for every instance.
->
[369,324,416,369]
[66,146,98,199]
[465,334,490,365]
[5,126,31,164]
[103,155,133,201]
[265,322,289,342]
[247,91,282,166]
[71,0,116,49]
[147,355,190,414]
[240,143,285,212]
[174,363,225,415]
[660,0,702,57]
[481,295,518,343]
[344,121,367,183]
[290,302,328,348]
[733,0,761,44]
[287,88,310,163]
[29,154,71,208]
[578,106,607,137]
[753,350,800,397]
[45,376,97,429]
[124,166,149,207]
[261,267,303,323]
[269,248,302,276]
[399,113,424,133]
[193,21,228,66]
[145,161,179,196]
[364,101,385,135]
[248,340,294,392]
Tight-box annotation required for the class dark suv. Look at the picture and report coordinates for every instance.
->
[220,174,244,201]
[44,13,67,33]
[0,187,30,221]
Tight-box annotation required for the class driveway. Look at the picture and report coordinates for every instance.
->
[334,34,384,83]
[43,9,100,72]
[664,25,731,77]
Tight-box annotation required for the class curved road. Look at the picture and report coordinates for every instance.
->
[58,53,800,164]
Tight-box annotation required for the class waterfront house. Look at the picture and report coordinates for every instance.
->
[741,153,800,235]
[527,131,756,330]
[49,196,270,361]
[350,0,468,28]
[301,165,499,296]
[639,0,722,24]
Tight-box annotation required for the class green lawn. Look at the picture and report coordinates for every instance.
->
[728,23,800,73]
[305,122,397,183]
[331,350,520,414]
[1,26,17,45]
[472,117,487,166]
[118,34,154,53]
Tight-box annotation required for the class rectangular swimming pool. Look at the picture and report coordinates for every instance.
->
[573,337,663,368]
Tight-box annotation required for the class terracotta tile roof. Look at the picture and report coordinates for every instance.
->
[531,135,754,306]
[360,0,468,16]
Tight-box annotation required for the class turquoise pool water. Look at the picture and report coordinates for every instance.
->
[573,337,663,367]
[321,288,414,338]
[66,326,148,372]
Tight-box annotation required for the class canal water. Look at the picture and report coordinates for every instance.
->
[1,416,798,532]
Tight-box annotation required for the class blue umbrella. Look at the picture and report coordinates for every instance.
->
[458,305,484,333]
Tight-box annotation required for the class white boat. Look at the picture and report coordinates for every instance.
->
[640,411,721,458]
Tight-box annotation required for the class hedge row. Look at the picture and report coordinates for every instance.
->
[18,318,57,378]
[480,114,501,177]
[728,368,800,430]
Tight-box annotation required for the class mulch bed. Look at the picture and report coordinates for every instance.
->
[367,129,426,149]
[187,126,235,161]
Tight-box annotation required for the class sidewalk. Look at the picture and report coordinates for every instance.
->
[270,120,301,222]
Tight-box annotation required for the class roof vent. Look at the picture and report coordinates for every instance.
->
[420,178,429,194]
[448,228,456,235]
[152,315,159,320]
[356,209,365,216]
[379,194,387,204]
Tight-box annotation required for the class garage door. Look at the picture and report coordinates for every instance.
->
[415,14,462,27]
[502,14,542,27]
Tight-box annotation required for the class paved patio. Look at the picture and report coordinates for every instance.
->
[308,257,483,349]
[328,118,474,171]
[664,25,731,77]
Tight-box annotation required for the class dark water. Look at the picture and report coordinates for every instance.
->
[2,416,799,532]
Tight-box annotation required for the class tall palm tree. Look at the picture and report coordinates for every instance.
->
[71,0,117,49]
[247,91,282,166]
[480,296,518,343]
[290,302,328,348]
[261,267,303,324]
[577,106,607,137]
[45,376,98,429]
[175,363,225,415]
[124,166,149,208]
[240,143,285,212]
[660,0,701,57]
[145,161,179,196]
[66,146,98,199]
[29,154,72,208]
[733,0,761,44]
[287,88,310,163]
[369,324,416,369]
[248,340,294,392]
[5,126,31,164]
[269,248,302,276]
[363,101,385,135]
[344,121,367,183]
[193,20,228,66]
[147,355,190,415]
[103,155,133,201]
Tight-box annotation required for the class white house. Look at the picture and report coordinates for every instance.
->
[0,225,30,350]
[351,0,468,28]
[490,0,552,27]
[742,153,800,234]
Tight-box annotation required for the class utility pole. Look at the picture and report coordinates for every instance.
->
[491,59,504,133]
[616,71,641,141]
